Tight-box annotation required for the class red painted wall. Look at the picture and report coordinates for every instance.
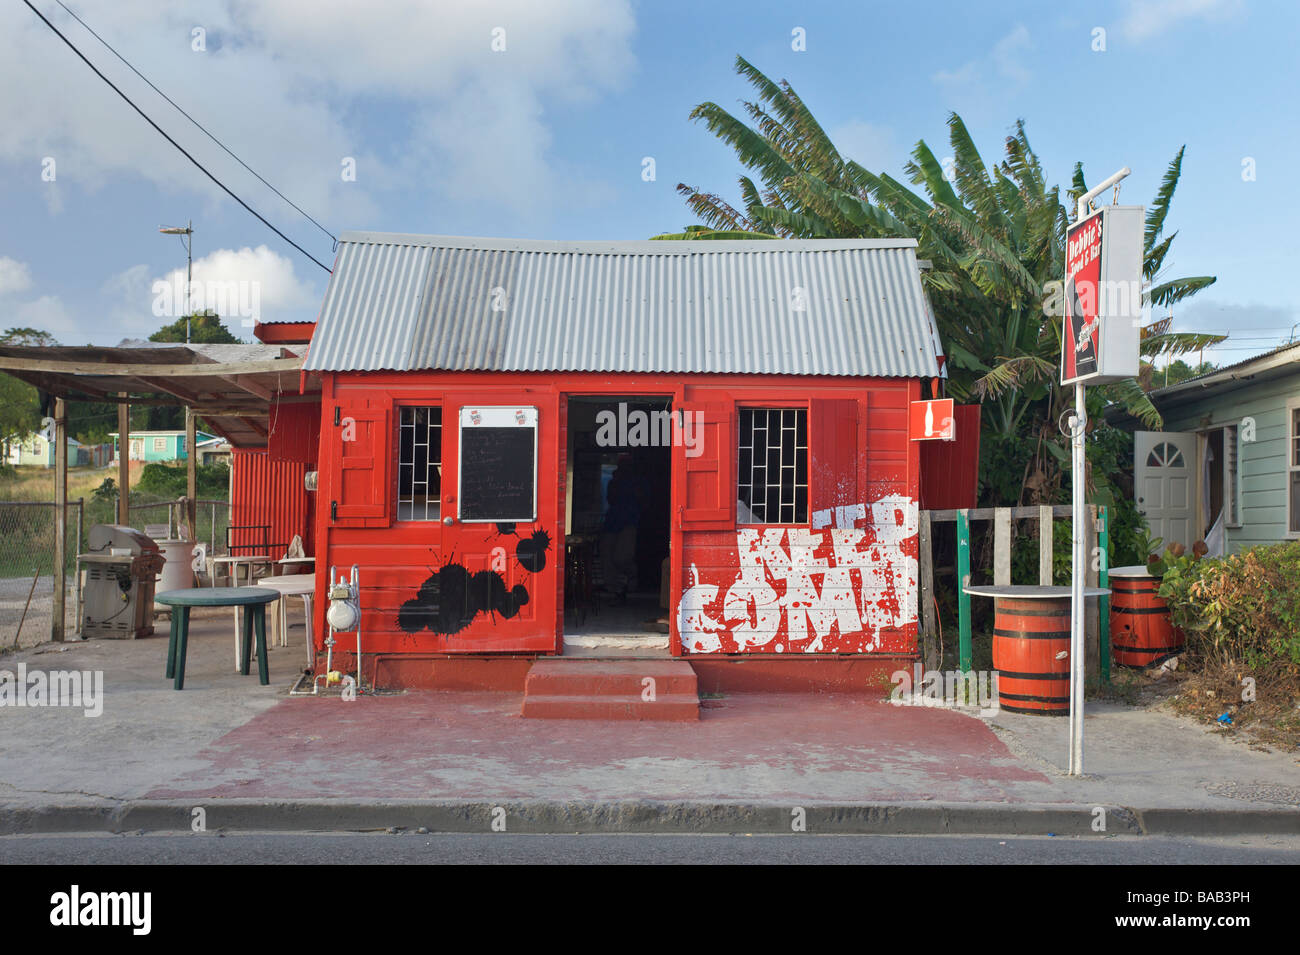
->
[314,371,921,660]
[230,449,315,557]
[919,403,981,510]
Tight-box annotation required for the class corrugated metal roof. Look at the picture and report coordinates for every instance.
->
[303,232,944,378]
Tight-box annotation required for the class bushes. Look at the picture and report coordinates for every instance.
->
[1158,541,1300,670]
[136,462,229,499]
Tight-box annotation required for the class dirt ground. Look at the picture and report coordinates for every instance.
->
[1103,658,1300,753]
[0,575,76,650]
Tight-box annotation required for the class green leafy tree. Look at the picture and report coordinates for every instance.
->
[0,327,56,463]
[149,309,242,345]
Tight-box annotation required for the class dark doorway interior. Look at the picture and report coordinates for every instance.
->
[563,397,672,650]
[1205,428,1224,538]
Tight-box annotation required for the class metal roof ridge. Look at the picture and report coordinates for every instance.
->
[334,231,920,253]
[1148,340,1300,400]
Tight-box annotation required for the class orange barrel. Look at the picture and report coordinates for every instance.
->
[1108,567,1184,668]
[991,596,1071,715]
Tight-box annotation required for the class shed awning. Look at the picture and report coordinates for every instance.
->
[0,342,316,449]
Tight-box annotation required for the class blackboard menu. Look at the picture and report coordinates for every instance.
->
[458,407,537,522]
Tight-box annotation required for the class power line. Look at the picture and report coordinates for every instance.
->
[50,0,337,249]
[21,0,333,275]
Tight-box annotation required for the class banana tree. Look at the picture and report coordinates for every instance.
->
[656,55,1224,504]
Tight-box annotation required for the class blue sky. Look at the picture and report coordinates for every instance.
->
[0,0,1294,365]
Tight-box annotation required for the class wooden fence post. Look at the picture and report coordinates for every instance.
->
[919,510,938,670]
[957,508,972,671]
[52,397,67,643]
[993,507,1011,586]
[1038,504,1053,585]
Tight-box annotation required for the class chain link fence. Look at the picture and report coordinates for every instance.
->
[1,497,230,649]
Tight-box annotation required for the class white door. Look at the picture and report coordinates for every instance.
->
[1135,431,1196,549]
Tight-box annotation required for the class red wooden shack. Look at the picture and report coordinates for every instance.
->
[301,233,947,689]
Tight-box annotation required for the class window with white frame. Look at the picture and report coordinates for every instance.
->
[397,407,443,521]
[153,437,167,452]
[737,407,808,524]
[1289,399,1300,536]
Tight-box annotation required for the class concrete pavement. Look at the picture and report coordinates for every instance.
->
[0,616,1296,837]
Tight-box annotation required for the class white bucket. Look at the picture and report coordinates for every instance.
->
[155,539,197,599]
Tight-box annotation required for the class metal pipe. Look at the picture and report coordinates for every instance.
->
[352,565,362,696]
[1065,166,1129,777]
[1077,167,1131,219]
[1069,382,1086,775]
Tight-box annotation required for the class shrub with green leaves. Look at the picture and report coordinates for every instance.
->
[1158,541,1300,670]
[136,462,230,499]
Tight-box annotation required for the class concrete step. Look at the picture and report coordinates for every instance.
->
[521,659,699,721]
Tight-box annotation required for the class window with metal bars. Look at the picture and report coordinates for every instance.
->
[737,407,807,524]
[397,406,442,521]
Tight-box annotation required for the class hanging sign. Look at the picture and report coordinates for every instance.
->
[909,398,955,441]
[1060,205,1144,385]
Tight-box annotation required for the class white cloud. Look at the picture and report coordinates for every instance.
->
[0,256,33,296]
[9,295,79,343]
[1119,0,1243,41]
[934,24,1032,94]
[828,121,899,176]
[0,0,635,221]
[101,245,319,341]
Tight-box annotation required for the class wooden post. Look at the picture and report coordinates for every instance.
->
[957,508,972,672]
[52,397,67,642]
[117,398,130,526]
[919,510,938,670]
[1038,504,1053,585]
[185,407,198,541]
[1085,504,1100,682]
[1098,505,1111,683]
[993,507,1011,586]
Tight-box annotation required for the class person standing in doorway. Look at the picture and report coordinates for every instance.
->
[601,455,640,602]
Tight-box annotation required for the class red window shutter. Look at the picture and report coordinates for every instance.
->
[332,403,391,527]
[678,401,734,530]
[810,398,859,517]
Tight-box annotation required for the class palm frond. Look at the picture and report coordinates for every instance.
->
[650,227,776,241]
[1145,146,1185,253]
[1147,275,1216,307]
[1139,330,1228,358]
[1103,376,1163,429]
[972,354,1056,399]
[686,102,795,190]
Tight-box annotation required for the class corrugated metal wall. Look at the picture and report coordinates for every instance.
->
[268,399,322,463]
[231,449,315,556]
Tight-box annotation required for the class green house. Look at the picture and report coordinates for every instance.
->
[110,429,219,463]
[1110,342,1300,555]
[5,433,82,469]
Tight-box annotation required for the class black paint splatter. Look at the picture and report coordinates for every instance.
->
[398,560,529,636]
[515,529,551,573]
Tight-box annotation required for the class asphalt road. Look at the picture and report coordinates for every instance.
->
[2,831,1298,864]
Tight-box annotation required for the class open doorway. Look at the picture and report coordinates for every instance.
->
[562,396,673,655]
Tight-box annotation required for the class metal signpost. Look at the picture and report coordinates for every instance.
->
[1061,167,1143,775]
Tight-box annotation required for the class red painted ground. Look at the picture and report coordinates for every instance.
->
[147,691,1051,804]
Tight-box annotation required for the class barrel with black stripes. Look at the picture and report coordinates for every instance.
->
[991,596,1071,715]
[1109,567,1184,668]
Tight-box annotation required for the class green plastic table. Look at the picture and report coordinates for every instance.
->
[157,587,280,690]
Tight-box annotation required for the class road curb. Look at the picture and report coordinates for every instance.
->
[1,799,1296,837]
